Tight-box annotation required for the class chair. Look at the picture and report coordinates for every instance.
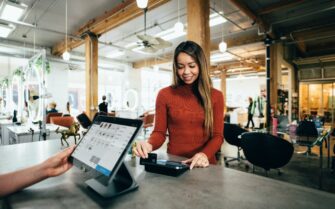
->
[295,120,319,156]
[108,111,116,117]
[46,112,63,123]
[277,115,289,131]
[93,111,107,122]
[240,132,294,176]
[50,116,74,128]
[143,113,155,136]
[223,123,248,167]
[76,112,92,129]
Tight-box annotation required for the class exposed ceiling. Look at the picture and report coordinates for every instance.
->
[0,0,335,74]
[233,0,335,69]
[0,0,258,70]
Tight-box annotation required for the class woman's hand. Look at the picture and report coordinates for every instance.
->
[133,141,153,158]
[182,152,209,169]
[41,145,75,177]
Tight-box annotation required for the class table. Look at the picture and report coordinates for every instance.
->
[1,140,335,209]
[0,120,12,144]
[4,124,67,145]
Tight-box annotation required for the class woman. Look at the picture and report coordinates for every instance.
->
[0,146,75,197]
[133,41,224,169]
[245,97,255,128]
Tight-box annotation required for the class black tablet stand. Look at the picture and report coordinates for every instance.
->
[85,162,138,198]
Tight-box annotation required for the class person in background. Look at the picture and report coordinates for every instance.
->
[245,97,255,128]
[47,102,58,114]
[0,146,75,197]
[98,95,108,113]
[133,41,224,169]
[63,102,71,116]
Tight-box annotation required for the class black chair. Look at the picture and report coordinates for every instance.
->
[240,132,294,176]
[295,120,319,156]
[76,112,92,129]
[223,123,248,167]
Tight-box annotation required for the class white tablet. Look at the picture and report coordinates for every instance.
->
[70,116,143,177]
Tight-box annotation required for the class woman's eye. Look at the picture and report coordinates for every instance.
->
[189,65,196,68]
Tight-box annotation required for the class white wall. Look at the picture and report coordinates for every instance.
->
[46,61,69,113]
[0,56,28,77]
[226,76,266,108]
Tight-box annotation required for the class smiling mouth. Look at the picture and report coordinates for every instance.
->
[183,76,193,81]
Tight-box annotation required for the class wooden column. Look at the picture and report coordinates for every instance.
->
[187,0,210,61]
[85,33,99,119]
[221,69,227,114]
[269,43,281,114]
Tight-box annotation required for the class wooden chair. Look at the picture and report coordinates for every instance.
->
[143,113,155,136]
[46,112,62,123]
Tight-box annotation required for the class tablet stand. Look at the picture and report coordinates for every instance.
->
[85,162,138,198]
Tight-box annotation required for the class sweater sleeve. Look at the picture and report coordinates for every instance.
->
[147,89,168,150]
[201,91,224,159]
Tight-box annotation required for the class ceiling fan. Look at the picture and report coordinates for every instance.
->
[135,8,172,53]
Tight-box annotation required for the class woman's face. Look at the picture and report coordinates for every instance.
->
[176,52,199,85]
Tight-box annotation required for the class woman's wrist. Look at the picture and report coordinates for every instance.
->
[145,141,153,152]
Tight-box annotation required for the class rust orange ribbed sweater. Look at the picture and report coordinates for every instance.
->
[148,85,224,164]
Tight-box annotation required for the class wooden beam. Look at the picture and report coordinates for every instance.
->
[212,59,265,72]
[52,0,170,56]
[228,0,274,37]
[187,0,210,61]
[257,0,304,15]
[295,36,306,54]
[211,32,264,51]
[133,32,264,69]
[133,54,173,69]
[85,34,99,119]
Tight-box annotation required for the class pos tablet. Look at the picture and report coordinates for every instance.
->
[70,115,143,198]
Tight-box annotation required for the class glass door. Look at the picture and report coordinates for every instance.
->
[299,82,334,127]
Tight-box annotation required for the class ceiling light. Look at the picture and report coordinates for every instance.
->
[0,0,27,21]
[174,0,184,34]
[0,23,15,38]
[136,0,148,9]
[63,0,71,61]
[174,22,184,34]
[62,51,70,61]
[219,41,227,53]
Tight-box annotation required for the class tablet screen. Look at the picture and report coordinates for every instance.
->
[71,120,139,176]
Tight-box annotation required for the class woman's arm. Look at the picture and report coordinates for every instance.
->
[133,90,168,158]
[0,146,75,197]
[147,90,168,150]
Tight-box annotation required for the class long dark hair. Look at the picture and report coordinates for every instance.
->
[172,41,213,136]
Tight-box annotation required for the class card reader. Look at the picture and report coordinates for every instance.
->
[140,153,189,177]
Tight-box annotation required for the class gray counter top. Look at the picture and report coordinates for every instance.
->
[1,140,334,209]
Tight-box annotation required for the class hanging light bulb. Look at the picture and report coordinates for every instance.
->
[63,0,71,61]
[174,0,184,34]
[218,0,227,53]
[136,0,148,9]
[62,51,70,61]
[219,41,227,53]
[174,21,184,34]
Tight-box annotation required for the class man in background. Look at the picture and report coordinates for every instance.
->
[98,95,108,113]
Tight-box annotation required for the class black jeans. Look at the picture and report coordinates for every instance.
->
[245,114,254,128]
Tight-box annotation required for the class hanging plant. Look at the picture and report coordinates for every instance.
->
[2,77,9,87]
[13,67,26,82]
[34,57,51,74]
